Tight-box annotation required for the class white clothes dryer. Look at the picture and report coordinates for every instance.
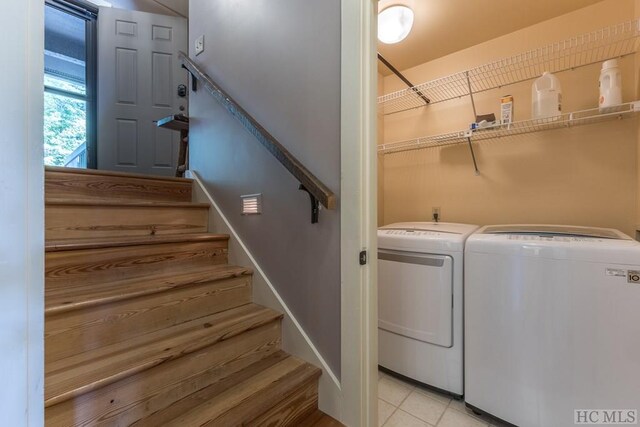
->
[378,222,479,396]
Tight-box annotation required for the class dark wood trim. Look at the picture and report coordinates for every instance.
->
[178,52,337,210]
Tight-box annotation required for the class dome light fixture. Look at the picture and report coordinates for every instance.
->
[378,5,414,44]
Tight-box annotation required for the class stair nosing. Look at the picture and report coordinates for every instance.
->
[44,166,193,183]
[45,233,229,252]
[45,199,209,208]
[45,264,253,315]
[45,304,283,408]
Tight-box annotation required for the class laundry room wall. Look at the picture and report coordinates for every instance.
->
[636,0,640,238]
[380,0,639,237]
[378,71,385,227]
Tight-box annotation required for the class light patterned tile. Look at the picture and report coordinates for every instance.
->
[378,398,396,427]
[383,409,433,427]
[385,373,415,389]
[448,398,467,412]
[413,386,452,405]
[379,375,412,406]
[399,390,447,425]
[438,407,489,427]
[448,401,494,424]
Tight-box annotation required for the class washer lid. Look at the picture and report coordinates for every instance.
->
[467,224,640,263]
[481,224,630,240]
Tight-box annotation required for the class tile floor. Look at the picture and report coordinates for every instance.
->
[378,370,507,427]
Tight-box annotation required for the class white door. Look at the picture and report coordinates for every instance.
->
[97,7,187,176]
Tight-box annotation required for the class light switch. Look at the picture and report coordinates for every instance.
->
[195,35,204,56]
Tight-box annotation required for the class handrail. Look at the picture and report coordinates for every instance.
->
[178,52,337,223]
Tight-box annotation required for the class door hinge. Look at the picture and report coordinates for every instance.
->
[359,250,367,265]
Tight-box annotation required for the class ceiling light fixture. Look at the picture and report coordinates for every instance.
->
[378,5,414,44]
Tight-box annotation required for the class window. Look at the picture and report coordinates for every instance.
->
[44,0,97,168]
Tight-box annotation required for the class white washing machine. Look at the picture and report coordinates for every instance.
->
[378,222,478,396]
[465,225,640,427]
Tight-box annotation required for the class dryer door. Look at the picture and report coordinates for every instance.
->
[378,250,453,347]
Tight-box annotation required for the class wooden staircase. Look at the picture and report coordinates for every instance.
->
[44,166,341,427]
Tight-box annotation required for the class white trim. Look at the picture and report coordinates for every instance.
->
[187,171,343,418]
[340,0,378,426]
[1,0,45,423]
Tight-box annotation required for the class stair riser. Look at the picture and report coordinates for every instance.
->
[46,275,252,363]
[46,204,208,239]
[247,378,319,427]
[205,368,321,427]
[46,240,228,288]
[45,321,282,427]
[45,170,192,203]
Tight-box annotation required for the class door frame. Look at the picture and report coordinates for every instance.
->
[1,0,45,424]
[340,0,378,425]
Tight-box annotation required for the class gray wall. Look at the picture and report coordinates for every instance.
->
[188,0,342,375]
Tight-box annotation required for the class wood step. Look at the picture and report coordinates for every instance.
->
[139,354,321,427]
[45,166,193,203]
[45,313,283,426]
[46,263,251,315]
[45,303,283,408]
[45,232,227,252]
[298,410,345,426]
[46,265,253,363]
[45,199,209,239]
[245,372,320,426]
[46,233,229,288]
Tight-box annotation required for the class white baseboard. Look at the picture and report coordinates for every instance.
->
[187,171,344,421]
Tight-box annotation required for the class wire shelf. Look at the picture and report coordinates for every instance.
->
[379,20,640,115]
[378,102,640,155]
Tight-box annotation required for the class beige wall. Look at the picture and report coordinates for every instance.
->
[378,72,385,226]
[380,0,639,237]
[636,0,640,238]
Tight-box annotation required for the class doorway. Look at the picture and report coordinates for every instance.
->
[44,0,97,168]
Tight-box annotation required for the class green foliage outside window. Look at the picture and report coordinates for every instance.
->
[44,75,86,167]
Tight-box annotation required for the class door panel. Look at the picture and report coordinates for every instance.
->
[98,7,187,175]
[378,250,454,348]
[115,48,137,104]
[116,119,137,165]
[152,53,173,107]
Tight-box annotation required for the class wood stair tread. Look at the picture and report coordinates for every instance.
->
[298,410,345,426]
[142,352,321,426]
[46,263,252,315]
[45,198,209,208]
[45,232,229,252]
[45,303,283,408]
[45,165,193,183]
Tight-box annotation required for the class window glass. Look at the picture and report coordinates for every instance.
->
[44,87,87,167]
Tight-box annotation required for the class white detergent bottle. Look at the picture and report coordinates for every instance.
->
[599,59,622,112]
[532,71,562,121]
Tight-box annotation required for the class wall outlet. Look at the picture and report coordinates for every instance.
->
[432,207,441,222]
[195,35,205,56]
